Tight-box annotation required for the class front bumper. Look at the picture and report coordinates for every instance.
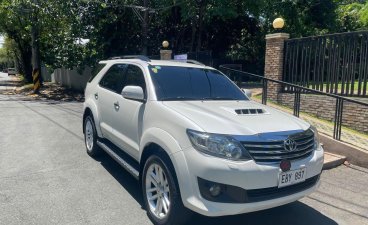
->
[171,146,324,217]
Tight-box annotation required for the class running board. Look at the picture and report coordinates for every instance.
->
[97,140,140,180]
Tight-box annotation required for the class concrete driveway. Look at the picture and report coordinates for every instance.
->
[0,75,367,225]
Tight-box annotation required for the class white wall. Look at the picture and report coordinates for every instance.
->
[51,67,92,91]
[41,66,52,82]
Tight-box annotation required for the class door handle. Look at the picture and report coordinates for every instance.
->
[94,93,98,100]
[114,101,120,111]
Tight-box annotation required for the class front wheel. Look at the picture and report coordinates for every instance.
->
[142,155,191,225]
[84,115,101,157]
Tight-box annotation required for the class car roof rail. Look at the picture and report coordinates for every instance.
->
[185,60,205,66]
[170,59,205,66]
[108,55,151,62]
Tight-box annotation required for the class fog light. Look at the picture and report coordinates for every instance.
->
[209,184,221,197]
[198,177,246,203]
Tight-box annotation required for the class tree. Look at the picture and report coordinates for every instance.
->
[360,2,368,26]
[1,0,366,79]
[0,37,20,70]
[260,0,338,37]
[337,2,365,31]
[0,48,7,70]
[0,0,90,81]
[0,0,34,82]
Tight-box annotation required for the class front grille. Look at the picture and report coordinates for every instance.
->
[242,129,315,163]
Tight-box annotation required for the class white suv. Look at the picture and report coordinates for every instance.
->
[83,56,324,225]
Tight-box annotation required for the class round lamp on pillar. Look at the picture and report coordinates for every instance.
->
[162,40,169,49]
[160,40,172,60]
[273,18,285,29]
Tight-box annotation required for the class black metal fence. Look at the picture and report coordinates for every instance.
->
[220,66,368,141]
[283,31,368,97]
[187,51,213,66]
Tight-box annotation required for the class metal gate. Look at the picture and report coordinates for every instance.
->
[283,31,368,97]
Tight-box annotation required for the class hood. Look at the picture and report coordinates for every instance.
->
[163,100,310,136]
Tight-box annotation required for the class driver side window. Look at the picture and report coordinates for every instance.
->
[123,65,146,92]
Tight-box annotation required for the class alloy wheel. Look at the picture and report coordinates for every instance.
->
[85,119,94,151]
[145,163,171,219]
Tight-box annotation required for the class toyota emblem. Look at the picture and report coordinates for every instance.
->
[284,138,297,152]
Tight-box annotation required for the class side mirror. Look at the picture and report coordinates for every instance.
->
[121,86,145,102]
[243,89,252,98]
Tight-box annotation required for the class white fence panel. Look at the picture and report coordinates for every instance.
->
[51,67,91,91]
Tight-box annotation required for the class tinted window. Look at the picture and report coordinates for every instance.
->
[149,66,247,101]
[99,64,127,93]
[123,65,146,91]
[89,63,106,82]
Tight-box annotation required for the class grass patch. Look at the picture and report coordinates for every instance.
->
[307,81,368,94]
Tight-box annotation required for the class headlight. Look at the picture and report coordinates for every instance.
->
[186,129,252,161]
[310,126,321,151]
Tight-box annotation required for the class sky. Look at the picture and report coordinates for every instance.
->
[0,35,4,48]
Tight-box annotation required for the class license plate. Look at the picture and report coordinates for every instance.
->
[278,167,306,188]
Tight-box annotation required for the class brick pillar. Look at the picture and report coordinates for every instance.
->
[160,50,172,60]
[264,33,289,101]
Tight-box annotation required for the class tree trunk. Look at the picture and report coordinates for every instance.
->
[141,0,149,55]
[196,3,205,52]
[31,25,40,71]
[24,53,33,83]
[21,50,33,83]
[31,22,42,92]
[189,18,197,52]
[15,41,32,83]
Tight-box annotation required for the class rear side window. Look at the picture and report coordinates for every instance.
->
[89,63,106,82]
[99,64,127,93]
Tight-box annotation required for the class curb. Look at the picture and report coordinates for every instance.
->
[320,134,368,168]
[323,152,346,170]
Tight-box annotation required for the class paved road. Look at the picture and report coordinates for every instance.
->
[0,74,367,225]
[0,72,18,91]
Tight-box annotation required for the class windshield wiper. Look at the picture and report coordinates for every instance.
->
[160,96,241,101]
[160,97,197,101]
[201,97,239,100]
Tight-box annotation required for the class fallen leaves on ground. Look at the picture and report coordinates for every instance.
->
[1,79,84,102]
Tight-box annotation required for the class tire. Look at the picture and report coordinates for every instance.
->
[84,115,101,157]
[142,155,191,225]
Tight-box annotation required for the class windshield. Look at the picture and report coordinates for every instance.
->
[149,66,248,101]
